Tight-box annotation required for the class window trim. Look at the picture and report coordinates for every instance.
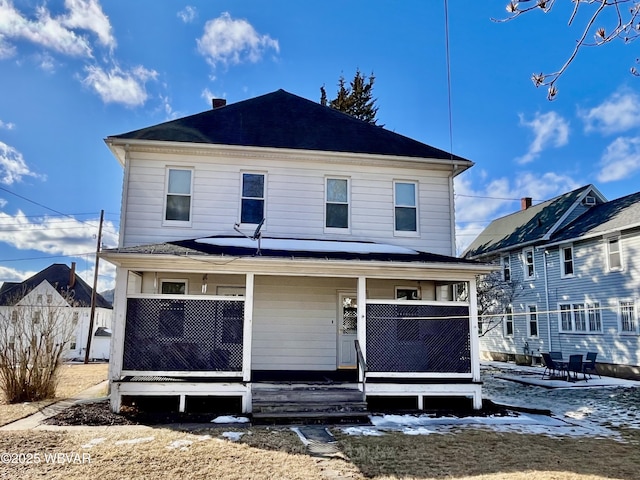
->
[606,235,623,272]
[527,304,539,338]
[163,167,194,226]
[560,244,574,278]
[504,305,514,337]
[501,255,511,282]
[522,247,535,280]
[618,300,638,335]
[393,180,419,236]
[324,176,351,233]
[558,302,603,334]
[239,171,266,226]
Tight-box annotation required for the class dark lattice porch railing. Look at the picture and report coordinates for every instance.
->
[123,297,244,372]
[366,303,471,373]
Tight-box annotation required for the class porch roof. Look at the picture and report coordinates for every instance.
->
[104,236,481,265]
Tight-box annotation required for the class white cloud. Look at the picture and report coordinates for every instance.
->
[60,0,115,49]
[197,12,279,67]
[596,136,640,182]
[0,141,43,184]
[0,265,36,283]
[516,111,570,164]
[454,171,580,254]
[178,6,197,23]
[581,90,640,135]
[0,1,93,58]
[0,119,15,130]
[0,211,118,290]
[82,65,157,107]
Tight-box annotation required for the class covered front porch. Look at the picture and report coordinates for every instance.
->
[104,240,489,414]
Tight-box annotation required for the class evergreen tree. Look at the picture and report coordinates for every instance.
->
[320,69,380,125]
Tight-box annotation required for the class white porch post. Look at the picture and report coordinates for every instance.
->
[357,276,367,382]
[468,275,481,383]
[242,273,254,383]
[109,266,129,412]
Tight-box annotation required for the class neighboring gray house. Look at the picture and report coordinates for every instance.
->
[464,185,640,378]
[101,89,491,416]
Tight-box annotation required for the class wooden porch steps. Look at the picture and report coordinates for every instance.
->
[251,384,369,424]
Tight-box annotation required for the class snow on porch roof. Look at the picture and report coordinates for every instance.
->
[106,236,481,266]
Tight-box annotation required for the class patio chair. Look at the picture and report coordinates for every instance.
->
[541,352,564,379]
[567,354,586,382]
[549,351,563,361]
[583,352,601,379]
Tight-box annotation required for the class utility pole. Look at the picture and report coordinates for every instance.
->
[84,209,104,364]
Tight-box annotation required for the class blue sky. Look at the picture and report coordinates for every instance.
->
[1,0,639,291]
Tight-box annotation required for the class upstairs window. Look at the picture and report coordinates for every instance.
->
[394,181,418,234]
[325,178,349,230]
[165,168,192,223]
[607,237,622,271]
[502,255,511,282]
[561,245,574,278]
[523,248,535,279]
[241,173,265,224]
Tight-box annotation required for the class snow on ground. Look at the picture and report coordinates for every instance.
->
[211,415,250,424]
[342,362,640,441]
[114,436,155,445]
[221,432,245,441]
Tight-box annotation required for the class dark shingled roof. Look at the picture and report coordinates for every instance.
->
[108,89,470,162]
[550,190,640,243]
[105,236,481,266]
[0,263,112,308]
[463,185,593,259]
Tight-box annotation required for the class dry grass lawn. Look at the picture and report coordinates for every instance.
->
[0,363,108,426]
[0,425,639,480]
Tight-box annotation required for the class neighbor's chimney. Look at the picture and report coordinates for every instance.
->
[69,262,76,288]
[212,98,227,109]
[521,197,533,210]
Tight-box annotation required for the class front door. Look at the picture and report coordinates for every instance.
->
[337,292,357,368]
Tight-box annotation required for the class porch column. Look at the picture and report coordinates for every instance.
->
[242,273,254,383]
[468,276,480,382]
[109,266,129,412]
[357,276,367,382]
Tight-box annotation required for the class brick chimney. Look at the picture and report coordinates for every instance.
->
[212,98,226,109]
[521,197,533,210]
[69,262,76,288]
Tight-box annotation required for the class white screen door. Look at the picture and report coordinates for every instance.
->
[337,292,357,368]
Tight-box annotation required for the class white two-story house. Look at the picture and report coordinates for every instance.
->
[102,89,491,416]
[464,185,640,379]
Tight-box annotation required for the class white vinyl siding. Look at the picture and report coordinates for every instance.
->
[120,154,454,254]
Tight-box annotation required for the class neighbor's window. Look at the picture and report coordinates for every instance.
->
[33,311,41,324]
[325,177,349,230]
[620,301,637,333]
[70,342,77,350]
[607,237,622,271]
[504,305,514,336]
[527,305,538,337]
[165,168,192,222]
[161,280,187,295]
[394,181,418,233]
[11,310,17,324]
[241,173,265,224]
[523,248,535,279]
[72,312,79,326]
[561,245,574,277]
[559,303,602,333]
[502,255,511,282]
